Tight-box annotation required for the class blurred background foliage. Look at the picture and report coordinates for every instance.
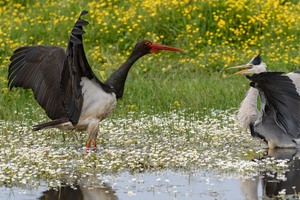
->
[1,0,300,119]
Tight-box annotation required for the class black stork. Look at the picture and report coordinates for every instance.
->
[8,11,182,152]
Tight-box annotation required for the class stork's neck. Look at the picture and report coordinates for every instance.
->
[238,87,260,131]
[105,51,145,99]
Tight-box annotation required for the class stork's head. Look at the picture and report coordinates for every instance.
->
[228,54,267,76]
[132,40,182,56]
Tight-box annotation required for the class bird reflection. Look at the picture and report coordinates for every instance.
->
[241,148,300,199]
[38,184,118,200]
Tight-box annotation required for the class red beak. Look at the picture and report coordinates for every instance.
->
[150,43,183,53]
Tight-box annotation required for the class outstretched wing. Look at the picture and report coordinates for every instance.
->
[247,72,300,138]
[60,10,107,126]
[8,45,67,120]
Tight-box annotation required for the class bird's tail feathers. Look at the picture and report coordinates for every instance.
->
[33,118,70,131]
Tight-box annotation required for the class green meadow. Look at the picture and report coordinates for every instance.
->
[1,0,300,121]
[0,0,299,192]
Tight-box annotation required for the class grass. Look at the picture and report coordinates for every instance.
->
[114,73,246,114]
[0,1,300,198]
[2,0,300,120]
[0,72,247,122]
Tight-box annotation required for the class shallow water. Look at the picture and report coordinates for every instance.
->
[1,110,300,199]
[0,172,243,200]
[1,148,300,200]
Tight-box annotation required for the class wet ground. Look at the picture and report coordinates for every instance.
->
[0,110,300,199]
[0,172,249,199]
[1,151,300,200]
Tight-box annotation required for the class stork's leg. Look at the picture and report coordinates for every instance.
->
[86,120,99,153]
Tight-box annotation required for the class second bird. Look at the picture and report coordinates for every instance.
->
[229,54,300,148]
[8,11,182,151]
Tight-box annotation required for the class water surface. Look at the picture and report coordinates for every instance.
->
[0,110,299,199]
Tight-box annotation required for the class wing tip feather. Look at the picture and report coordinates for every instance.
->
[80,10,88,16]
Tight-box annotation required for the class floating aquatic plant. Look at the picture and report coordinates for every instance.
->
[0,109,290,189]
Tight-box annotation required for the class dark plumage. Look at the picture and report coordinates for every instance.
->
[9,46,67,120]
[229,54,300,148]
[8,11,182,151]
[247,72,300,138]
[250,54,262,65]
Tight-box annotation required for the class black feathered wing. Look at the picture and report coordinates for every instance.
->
[8,11,110,127]
[247,72,300,138]
[8,45,67,120]
[60,10,109,126]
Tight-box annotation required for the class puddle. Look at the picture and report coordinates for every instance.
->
[0,110,300,199]
[1,150,300,200]
[0,172,244,200]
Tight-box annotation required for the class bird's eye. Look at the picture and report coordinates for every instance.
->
[145,41,152,46]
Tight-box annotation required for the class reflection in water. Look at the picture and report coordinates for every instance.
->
[39,184,118,200]
[241,148,300,199]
